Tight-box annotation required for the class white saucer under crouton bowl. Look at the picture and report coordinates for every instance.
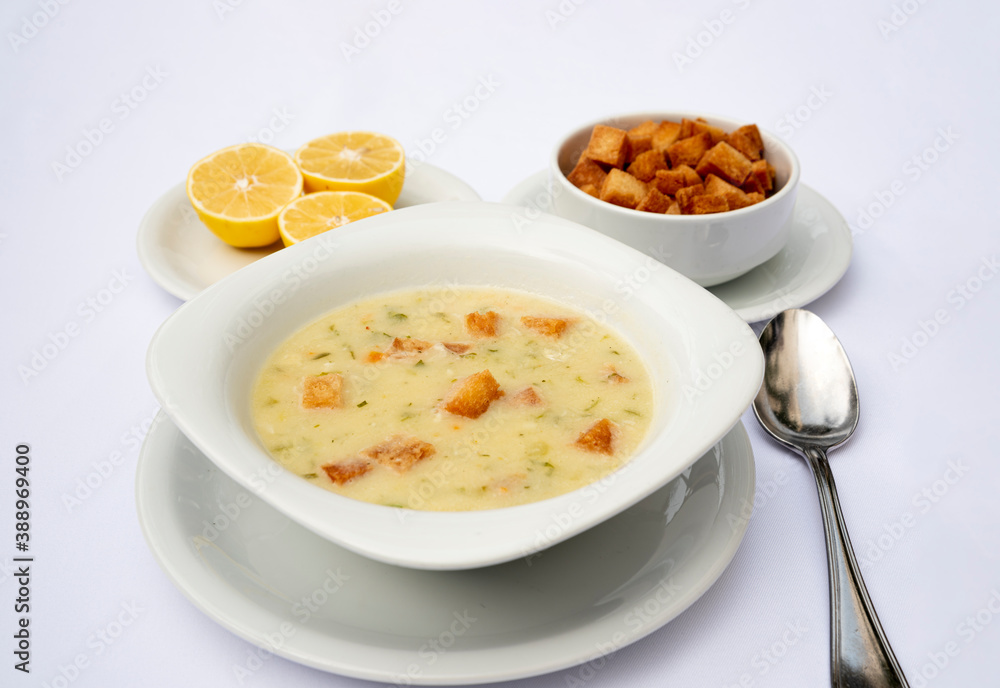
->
[145,201,763,570]
[551,111,801,287]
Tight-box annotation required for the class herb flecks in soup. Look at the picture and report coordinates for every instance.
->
[251,287,654,511]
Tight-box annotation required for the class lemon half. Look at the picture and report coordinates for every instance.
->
[186,143,303,247]
[294,132,405,204]
[277,191,393,247]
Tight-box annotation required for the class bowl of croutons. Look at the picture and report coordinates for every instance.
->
[551,112,800,287]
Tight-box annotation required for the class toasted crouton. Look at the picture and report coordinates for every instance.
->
[321,459,372,485]
[745,159,774,193]
[681,118,726,145]
[745,192,765,204]
[599,169,647,209]
[666,201,681,215]
[650,121,683,152]
[722,192,754,210]
[302,374,343,409]
[489,473,528,495]
[690,195,730,214]
[603,364,629,384]
[442,342,472,354]
[567,154,608,189]
[362,435,435,472]
[628,120,659,137]
[442,370,504,419]
[652,165,702,195]
[389,337,431,356]
[695,142,752,186]
[585,125,629,168]
[675,183,707,211]
[703,173,739,196]
[575,418,616,455]
[704,174,752,209]
[509,386,542,406]
[741,176,764,195]
[465,311,499,338]
[678,118,698,139]
[579,183,600,198]
[521,316,568,338]
[626,120,657,162]
[627,149,668,182]
[666,132,713,168]
[636,187,673,214]
[727,124,764,161]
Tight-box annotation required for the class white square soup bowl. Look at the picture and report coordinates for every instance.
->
[551,111,800,287]
[146,201,763,570]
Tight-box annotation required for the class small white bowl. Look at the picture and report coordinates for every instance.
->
[550,111,800,287]
[146,202,763,570]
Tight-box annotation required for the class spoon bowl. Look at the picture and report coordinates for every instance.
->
[755,308,859,450]
[753,309,908,688]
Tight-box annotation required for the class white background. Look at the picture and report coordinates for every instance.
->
[2,0,999,686]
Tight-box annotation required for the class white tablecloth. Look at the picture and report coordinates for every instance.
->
[3,1,997,685]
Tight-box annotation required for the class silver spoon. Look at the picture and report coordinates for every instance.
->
[752,309,908,688]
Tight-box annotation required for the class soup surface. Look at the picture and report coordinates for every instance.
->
[251,287,654,510]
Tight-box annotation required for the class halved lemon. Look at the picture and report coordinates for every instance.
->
[186,143,303,247]
[277,191,393,246]
[294,132,405,204]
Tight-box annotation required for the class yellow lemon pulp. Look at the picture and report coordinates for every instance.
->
[294,132,405,204]
[186,144,303,247]
[277,191,393,246]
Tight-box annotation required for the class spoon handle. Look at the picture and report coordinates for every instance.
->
[803,446,909,688]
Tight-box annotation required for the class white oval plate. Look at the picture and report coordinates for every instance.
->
[502,172,852,323]
[136,411,754,684]
[137,163,481,301]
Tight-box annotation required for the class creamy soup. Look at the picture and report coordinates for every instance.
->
[251,287,654,511]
